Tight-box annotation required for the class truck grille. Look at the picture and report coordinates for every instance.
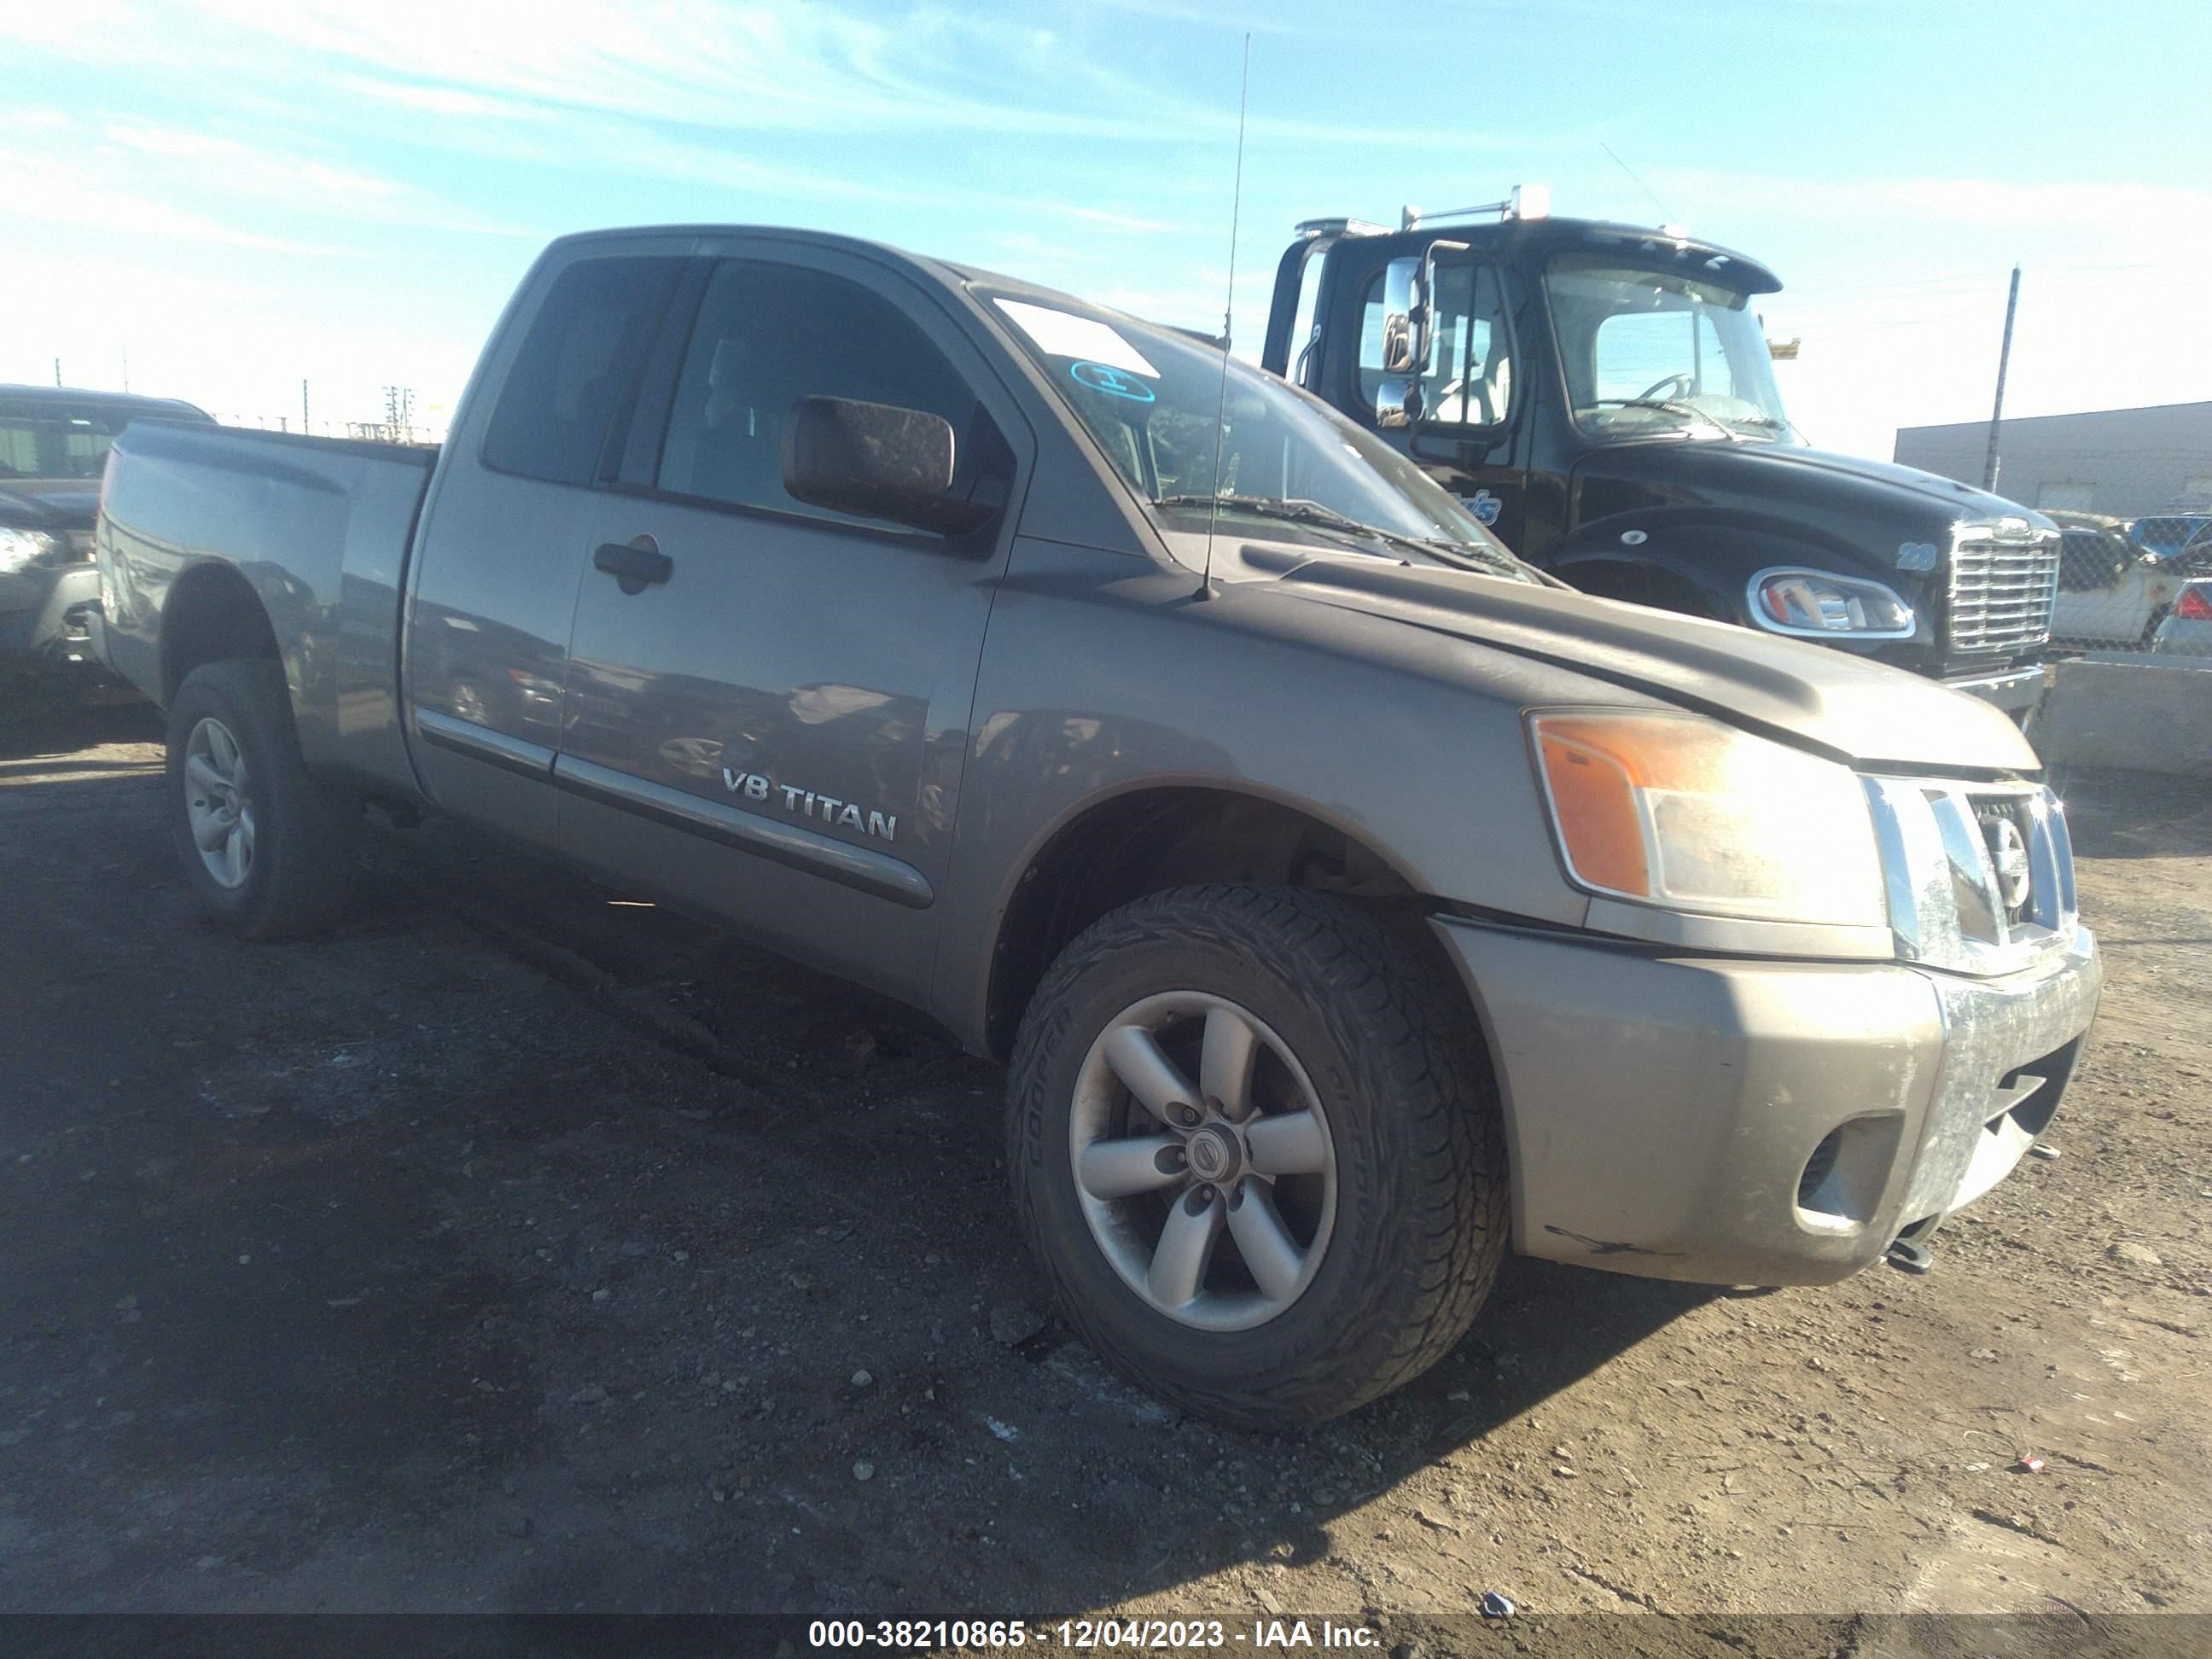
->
[1862,777,2078,977]
[1948,533,2058,655]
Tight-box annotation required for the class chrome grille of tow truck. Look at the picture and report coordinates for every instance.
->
[1948,533,2059,655]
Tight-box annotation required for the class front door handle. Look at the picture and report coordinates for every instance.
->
[593,534,672,594]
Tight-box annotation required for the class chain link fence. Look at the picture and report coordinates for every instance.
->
[2046,502,2212,661]
[1891,420,2212,662]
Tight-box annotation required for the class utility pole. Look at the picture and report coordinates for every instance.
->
[1981,264,2021,492]
[54,358,62,387]
[302,378,311,434]
[122,350,130,393]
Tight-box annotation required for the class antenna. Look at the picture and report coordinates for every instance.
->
[1196,32,1252,601]
[1601,142,1673,222]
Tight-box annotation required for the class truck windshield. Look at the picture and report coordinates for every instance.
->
[986,294,1531,578]
[1545,254,1799,444]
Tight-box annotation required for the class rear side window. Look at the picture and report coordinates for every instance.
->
[0,405,135,479]
[482,255,686,486]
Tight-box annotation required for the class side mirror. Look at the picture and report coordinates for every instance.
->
[782,396,1000,537]
[1377,256,1423,374]
[1372,375,1419,429]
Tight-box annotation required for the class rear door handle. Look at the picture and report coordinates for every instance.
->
[593,534,672,593]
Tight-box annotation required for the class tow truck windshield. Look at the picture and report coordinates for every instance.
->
[1545,253,1800,444]
[987,293,1532,578]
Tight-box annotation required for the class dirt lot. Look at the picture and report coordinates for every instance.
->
[3,694,2208,1641]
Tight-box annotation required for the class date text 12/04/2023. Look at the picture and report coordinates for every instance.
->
[806,1618,1387,1649]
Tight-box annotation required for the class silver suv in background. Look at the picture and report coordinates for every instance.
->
[1,385,212,689]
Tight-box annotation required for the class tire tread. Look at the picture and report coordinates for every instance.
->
[1008,883,1508,1428]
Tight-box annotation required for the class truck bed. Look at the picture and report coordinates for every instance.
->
[97,422,437,796]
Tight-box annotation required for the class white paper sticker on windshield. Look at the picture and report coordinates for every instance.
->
[993,299,1161,379]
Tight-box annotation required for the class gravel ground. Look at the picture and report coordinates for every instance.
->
[2,696,2207,1640]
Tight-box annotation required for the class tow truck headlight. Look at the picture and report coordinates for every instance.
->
[1749,568,1914,638]
[0,527,65,575]
[1530,710,1887,927]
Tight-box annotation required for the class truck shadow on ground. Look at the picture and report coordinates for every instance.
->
[369,813,1725,1611]
[0,690,161,760]
[3,713,1721,1617]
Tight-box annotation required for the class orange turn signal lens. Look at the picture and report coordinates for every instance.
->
[1534,725,1650,896]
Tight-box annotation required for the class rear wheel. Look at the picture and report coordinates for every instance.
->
[166,658,359,938]
[1009,885,1508,1428]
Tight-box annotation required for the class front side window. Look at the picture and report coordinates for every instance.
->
[1357,262,1513,428]
[656,262,990,531]
[1546,253,1796,442]
[989,293,1530,579]
[0,405,134,480]
[482,254,687,486]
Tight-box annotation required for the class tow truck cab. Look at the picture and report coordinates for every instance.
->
[1261,193,2058,713]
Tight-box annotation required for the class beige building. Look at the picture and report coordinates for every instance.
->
[1892,399,2212,517]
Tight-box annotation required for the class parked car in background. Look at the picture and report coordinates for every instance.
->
[2133,509,2212,573]
[2047,509,2185,649]
[1,385,213,689]
[2151,578,2212,657]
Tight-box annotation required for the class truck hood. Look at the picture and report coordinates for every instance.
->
[1269,556,2040,774]
[1575,439,2042,530]
[0,478,101,531]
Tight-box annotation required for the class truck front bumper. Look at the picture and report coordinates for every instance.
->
[1944,663,2048,717]
[1431,916,2101,1286]
[0,563,105,671]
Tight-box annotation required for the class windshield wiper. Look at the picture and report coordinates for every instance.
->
[1588,398,1737,439]
[1153,493,1528,578]
[1726,413,1802,440]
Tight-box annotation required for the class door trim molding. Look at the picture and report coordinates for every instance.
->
[414,707,556,779]
[550,754,934,910]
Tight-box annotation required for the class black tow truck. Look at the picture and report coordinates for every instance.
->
[1261,189,2058,715]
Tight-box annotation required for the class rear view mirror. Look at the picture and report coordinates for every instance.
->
[783,397,1000,537]
[1371,242,1469,431]
[1373,254,1435,428]
[1377,257,1422,374]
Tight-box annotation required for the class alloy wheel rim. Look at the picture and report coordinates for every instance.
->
[183,716,255,890]
[1068,991,1338,1331]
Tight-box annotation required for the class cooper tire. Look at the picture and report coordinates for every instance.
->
[1008,884,1509,1429]
[166,658,359,939]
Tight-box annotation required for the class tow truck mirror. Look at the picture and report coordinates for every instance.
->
[783,396,1000,538]
[1374,257,1429,429]
[1373,375,1419,429]
[1378,257,1423,374]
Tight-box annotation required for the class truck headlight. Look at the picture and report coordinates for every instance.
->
[0,527,65,575]
[1749,568,1914,637]
[1530,710,1887,927]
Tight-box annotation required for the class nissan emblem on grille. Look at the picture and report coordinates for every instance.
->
[1982,810,2034,917]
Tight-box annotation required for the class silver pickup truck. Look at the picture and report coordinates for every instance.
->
[96,226,2100,1428]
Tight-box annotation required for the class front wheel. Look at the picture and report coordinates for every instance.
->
[166,658,360,938]
[1008,885,1509,1428]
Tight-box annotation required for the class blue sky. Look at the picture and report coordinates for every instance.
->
[4,0,2206,459]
